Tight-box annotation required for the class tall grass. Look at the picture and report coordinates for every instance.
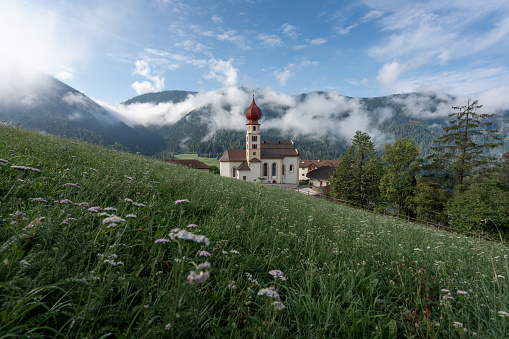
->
[1,123,508,338]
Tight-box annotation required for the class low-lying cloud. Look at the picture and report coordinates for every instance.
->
[102,83,509,150]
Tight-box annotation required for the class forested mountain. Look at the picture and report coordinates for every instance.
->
[126,89,509,160]
[1,74,508,160]
[0,73,165,155]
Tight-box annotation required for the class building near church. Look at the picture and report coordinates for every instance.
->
[219,96,299,184]
[164,159,211,173]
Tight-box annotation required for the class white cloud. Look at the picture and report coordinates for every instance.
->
[274,64,295,86]
[62,92,88,106]
[56,71,74,81]
[204,58,238,87]
[477,86,509,114]
[337,24,358,36]
[308,38,328,46]
[281,23,300,39]
[365,0,509,66]
[211,15,222,24]
[257,33,283,48]
[361,10,384,22]
[376,60,410,89]
[131,60,165,95]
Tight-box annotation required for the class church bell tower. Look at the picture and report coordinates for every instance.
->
[245,95,262,163]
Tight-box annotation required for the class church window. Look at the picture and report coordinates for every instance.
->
[263,163,268,177]
[282,165,285,176]
[232,167,237,177]
[253,126,256,131]
[253,151,256,156]
[251,136,257,142]
[289,164,294,172]
[272,163,277,177]
[252,144,257,149]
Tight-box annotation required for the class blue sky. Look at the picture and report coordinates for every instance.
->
[2,0,509,107]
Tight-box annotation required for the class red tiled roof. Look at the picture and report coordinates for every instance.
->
[165,159,211,169]
[260,141,298,158]
[299,159,339,168]
[237,161,251,171]
[306,166,336,180]
[219,149,246,162]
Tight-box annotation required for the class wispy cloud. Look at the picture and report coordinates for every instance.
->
[274,64,295,87]
[273,58,320,86]
[308,38,328,46]
[336,23,358,36]
[257,33,283,48]
[281,23,300,39]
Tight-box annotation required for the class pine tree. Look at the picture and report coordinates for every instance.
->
[330,131,383,206]
[429,99,502,186]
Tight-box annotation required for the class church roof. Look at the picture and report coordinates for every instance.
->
[237,161,250,171]
[219,149,246,162]
[219,143,298,162]
[299,159,339,168]
[260,141,299,158]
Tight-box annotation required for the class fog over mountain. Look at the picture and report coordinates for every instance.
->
[1,72,508,159]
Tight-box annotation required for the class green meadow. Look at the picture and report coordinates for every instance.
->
[1,123,508,338]
[173,154,220,167]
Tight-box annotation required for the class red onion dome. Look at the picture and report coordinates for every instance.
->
[245,96,262,124]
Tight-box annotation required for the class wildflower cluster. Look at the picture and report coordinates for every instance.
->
[268,269,286,281]
[29,197,48,203]
[124,198,145,207]
[175,199,190,205]
[63,183,81,189]
[257,287,285,311]
[169,228,210,246]
[187,261,211,284]
[245,272,259,286]
[102,216,126,228]
[10,165,41,172]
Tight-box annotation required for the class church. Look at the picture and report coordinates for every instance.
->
[219,96,299,184]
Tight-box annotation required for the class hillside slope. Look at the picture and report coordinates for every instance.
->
[0,73,165,155]
[1,124,508,337]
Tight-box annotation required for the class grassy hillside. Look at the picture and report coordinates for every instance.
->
[1,123,508,338]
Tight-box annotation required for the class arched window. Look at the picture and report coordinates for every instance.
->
[232,167,237,177]
[263,163,268,177]
[272,163,277,177]
[289,164,294,172]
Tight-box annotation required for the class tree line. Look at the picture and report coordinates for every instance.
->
[330,100,509,239]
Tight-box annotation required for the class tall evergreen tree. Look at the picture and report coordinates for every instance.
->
[380,138,423,216]
[428,99,502,186]
[330,131,383,207]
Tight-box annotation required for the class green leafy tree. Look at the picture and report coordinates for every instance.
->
[447,173,509,236]
[428,99,502,186]
[407,178,449,224]
[380,138,423,216]
[330,131,383,206]
[209,165,220,175]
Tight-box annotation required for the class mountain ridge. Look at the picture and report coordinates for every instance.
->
[1,73,507,160]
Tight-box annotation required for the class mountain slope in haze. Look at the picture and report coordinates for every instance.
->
[0,73,165,155]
